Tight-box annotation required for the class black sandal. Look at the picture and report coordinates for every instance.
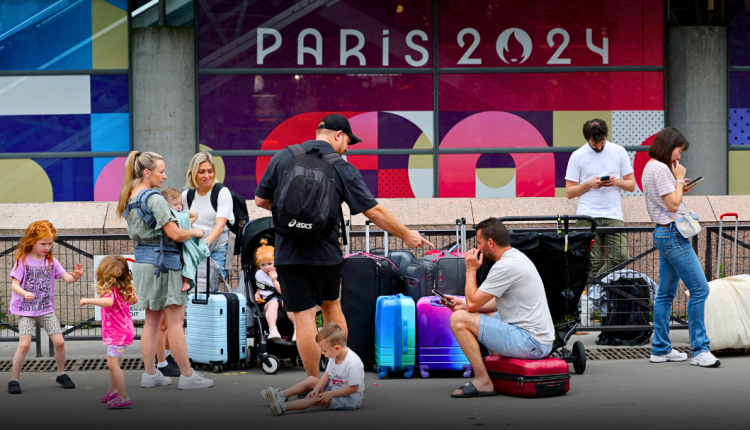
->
[451,382,498,398]
[8,380,21,394]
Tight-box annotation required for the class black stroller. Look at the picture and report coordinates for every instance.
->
[239,217,299,374]
[495,216,596,375]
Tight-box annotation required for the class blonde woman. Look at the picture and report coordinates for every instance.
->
[183,152,235,281]
[117,151,214,389]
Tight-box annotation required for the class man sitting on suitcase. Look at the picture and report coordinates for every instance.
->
[447,217,555,398]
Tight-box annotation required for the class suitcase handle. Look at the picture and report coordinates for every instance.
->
[497,215,597,234]
[193,257,211,305]
[535,381,568,398]
[402,317,408,355]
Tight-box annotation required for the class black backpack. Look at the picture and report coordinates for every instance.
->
[187,183,249,254]
[596,276,653,346]
[272,144,346,242]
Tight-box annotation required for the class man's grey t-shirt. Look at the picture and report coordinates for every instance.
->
[479,248,555,345]
[255,140,378,266]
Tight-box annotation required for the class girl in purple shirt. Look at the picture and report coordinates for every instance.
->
[81,256,139,408]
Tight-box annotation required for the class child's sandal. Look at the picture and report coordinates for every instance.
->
[102,391,118,403]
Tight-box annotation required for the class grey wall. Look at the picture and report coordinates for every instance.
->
[132,27,196,192]
[667,26,727,195]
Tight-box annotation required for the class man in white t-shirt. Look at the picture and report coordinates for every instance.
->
[565,119,635,276]
[447,218,554,398]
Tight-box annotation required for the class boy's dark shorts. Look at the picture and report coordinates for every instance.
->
[275,263,343,313]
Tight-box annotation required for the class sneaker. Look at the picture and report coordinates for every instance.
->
[107,397,132,409]
[56,374,76,389]
[166,354,177,366]
[268,327,281,341]
[265,385,287,416]
[650,349,688,363]
[159,361,181,377]
[7,381,21,394]
[178,368,214,390]
[261,387,287,403]
[691,351,721,367]
[101,391,118,403]
[140,370,172,388]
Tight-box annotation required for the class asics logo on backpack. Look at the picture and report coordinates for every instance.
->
[288,219,313,230]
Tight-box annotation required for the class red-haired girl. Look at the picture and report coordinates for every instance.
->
[7,220,85,394]
[80,255,139,408]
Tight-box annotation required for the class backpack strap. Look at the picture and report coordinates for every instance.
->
[210,183,224,213]
[186,188,196,209]
[286,144,306,156]
[122,189,161,229]
[322,151,348,246]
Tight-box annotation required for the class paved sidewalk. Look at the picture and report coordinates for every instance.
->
[2,355,749,430]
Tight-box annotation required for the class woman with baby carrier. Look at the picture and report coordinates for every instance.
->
[117,151,215,389]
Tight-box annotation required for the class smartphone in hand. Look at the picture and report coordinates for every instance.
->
[600,175,610,181]
[684,176,704,191]
[432,289,454,307]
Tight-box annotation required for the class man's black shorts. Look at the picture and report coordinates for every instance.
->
[275,263,343,313]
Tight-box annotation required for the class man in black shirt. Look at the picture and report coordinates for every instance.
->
[255,113,434,378]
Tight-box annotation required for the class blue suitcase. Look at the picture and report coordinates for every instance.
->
[187,260,247,373]
[375,294,416,379]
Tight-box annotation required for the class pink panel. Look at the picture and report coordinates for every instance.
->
[634,133,657,191]
[346,112,379,171]
[440,72,664,111]
[94,158,126,202]
[439,112,554,197]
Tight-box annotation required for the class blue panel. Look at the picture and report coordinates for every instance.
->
[0,0,92,71]
[91,75,129,113]
[0,114,92,201]
[91,113,130,181]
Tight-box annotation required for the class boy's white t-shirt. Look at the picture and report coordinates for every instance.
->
[564,141,633,221]
[325,348,365,406]
[182,187,234,243]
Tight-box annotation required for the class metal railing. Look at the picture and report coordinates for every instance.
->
[4,222,741,355]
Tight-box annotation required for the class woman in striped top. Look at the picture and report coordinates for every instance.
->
[641,126,719,368]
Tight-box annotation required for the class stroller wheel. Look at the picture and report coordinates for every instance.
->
[572,341,586,375]
[262,355,281,375]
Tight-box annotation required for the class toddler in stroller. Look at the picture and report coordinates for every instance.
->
[253,238,297,341]
[239,217,301,374]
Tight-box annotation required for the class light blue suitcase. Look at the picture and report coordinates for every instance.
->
[187,285,248,373]
[375,294,416,379]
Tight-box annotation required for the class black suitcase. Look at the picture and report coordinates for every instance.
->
[403,258,435,301]
[431,219,468,296]
[341,222,400,365]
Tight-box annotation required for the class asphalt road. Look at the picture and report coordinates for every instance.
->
[3,355,750,430]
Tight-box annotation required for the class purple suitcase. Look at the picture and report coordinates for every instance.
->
[416,296,472,379]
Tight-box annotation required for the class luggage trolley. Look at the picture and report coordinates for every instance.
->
[715,213,739,279]
[497,215,597,375]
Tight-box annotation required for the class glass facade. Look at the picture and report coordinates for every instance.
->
[0,0,130,202]
[198,0,665,199]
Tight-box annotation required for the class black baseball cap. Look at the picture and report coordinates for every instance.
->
[317,113,362,145]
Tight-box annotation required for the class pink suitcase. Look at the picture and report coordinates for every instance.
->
[416,296,472,378]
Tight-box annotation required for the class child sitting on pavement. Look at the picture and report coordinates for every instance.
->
[262,322,364,415]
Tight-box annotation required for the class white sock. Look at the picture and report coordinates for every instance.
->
[157,361,168,368]
[57,372,65,377]
[270,326,277,331]
[165,350,171,357]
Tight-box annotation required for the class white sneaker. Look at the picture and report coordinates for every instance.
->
[264,386,287,416]
[268,327,281,340]
[261,386,287,403]
[650,349,688,363]
[140,370,172,388]
[691,351,721,367]
[178,368,215,389]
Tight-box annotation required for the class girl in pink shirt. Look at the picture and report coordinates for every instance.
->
[81,256,139,408]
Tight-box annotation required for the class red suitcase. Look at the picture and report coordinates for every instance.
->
[485,355,570,398]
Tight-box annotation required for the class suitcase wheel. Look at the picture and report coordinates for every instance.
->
[262,355,281,375]
[376,366,388,380]
[212,365,223,373]
[573,341,587,375]
[462,369,472,379]
[419,365,429,379]
[404,368,414,379]
[240,362,249,370]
